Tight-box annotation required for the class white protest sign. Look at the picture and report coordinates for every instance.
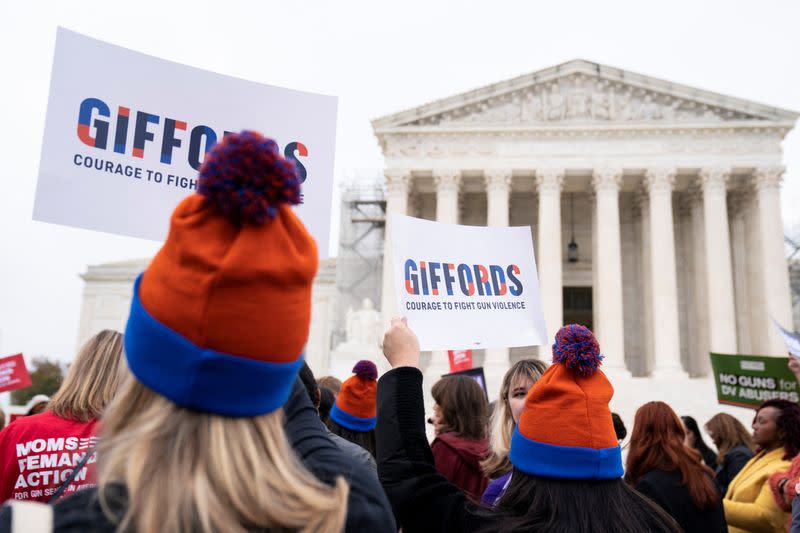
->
[34,28,337,257]
[772,318,800,359]
[392,215,548,351]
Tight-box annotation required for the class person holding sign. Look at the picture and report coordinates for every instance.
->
[768,454,800,532]
[723,400,800,532]
[377,320,680,532]
[789,358,800,383]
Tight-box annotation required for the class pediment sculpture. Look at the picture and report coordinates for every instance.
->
[407,75,761,126]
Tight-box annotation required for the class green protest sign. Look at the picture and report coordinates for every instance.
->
[709,352,799,409]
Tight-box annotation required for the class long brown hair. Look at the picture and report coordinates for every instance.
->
[49,329,126,422]
[626,402,719,510]
[482,359,548,478]
[705,413,755,464]
[98,373,348,533]
[431,375,487,440]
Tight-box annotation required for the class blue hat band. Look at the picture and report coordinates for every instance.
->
[329,402,376,431]
[124,274,303,417]
[509,427,623,480]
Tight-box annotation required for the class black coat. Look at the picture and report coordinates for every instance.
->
[634,469,727,533]
[0,378,396,533]
[376,366,495,532]
[715,445,754,496]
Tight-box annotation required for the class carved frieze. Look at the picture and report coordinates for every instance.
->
[407,74,761,127]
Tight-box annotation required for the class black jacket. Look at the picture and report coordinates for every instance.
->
[715,445,754,496]
[281,377,395,531]
[634,469,727,533]
[0,378,396,533]
[377,366,496,533]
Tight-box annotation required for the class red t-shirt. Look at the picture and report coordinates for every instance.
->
[0,411,98,503]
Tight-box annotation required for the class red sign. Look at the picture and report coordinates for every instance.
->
[447,350,473,372]
[0,354,32,394]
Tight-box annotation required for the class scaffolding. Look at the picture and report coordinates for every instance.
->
[331,173,387,348]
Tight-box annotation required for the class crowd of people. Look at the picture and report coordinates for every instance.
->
[0,131,799,532]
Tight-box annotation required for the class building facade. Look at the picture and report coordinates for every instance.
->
[371,60,797,424]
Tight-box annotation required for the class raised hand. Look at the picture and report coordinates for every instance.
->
[382,317,421,369]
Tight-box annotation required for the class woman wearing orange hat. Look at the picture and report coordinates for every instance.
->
[378,319,681,532]
[0,132,395,533]
[328,360,379,458]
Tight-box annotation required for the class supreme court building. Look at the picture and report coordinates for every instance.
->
[372,60,798,417]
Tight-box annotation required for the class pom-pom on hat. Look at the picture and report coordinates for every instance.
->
[124,130,316,417]
[329,360,378,431]
[509,324,624,480]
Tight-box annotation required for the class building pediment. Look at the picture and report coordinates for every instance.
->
[373,60,798,131]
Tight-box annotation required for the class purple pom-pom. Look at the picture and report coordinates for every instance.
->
[552,324,604,377]
[197,130,302,225]
[352,360,378,380]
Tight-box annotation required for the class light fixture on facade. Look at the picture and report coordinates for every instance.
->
[568,192,579,263]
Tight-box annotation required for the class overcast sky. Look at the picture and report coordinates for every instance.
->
[1,0,798,365]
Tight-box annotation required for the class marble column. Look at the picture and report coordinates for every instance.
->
[380,169,411,328]
[484,169,512,395]
[689,188,710,376]
[536,168,564,356]
[752,167,794,354]
[699,168,737,357]
[486,169,511,227]
[745,184,768,351]
[675,196,694,374]
[426,170,462,386]
[591,168,626,371]
[728,192,751,354]
[644,168,683,374]
[434,169,461,224]
[636,191,654,374]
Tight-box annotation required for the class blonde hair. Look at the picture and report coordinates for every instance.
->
[482,358,548,478]
[705,413,755,464]
[49,329,126,422]
[98,373,349,533]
